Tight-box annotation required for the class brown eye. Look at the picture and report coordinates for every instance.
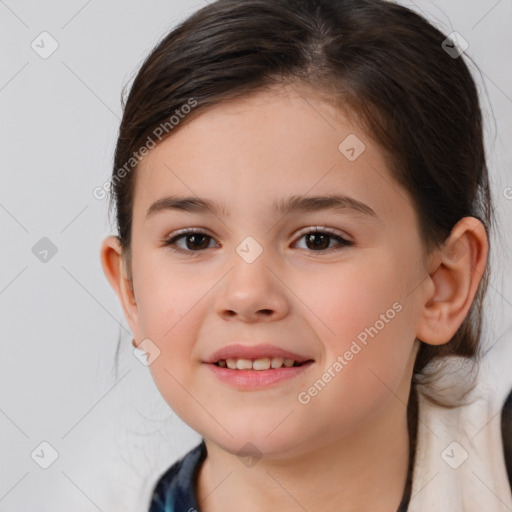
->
[294,228,353,252]
[304,232,331,250]
[183,233,211,250]
[164,230,218,253]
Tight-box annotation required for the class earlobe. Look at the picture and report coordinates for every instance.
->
[100,236,139,330]
[416,217,489,346]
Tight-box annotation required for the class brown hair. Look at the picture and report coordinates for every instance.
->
[109,0,493,408]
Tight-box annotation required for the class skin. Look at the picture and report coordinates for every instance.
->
[101,82,489,512]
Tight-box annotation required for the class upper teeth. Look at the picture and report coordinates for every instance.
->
[218,357,297,370]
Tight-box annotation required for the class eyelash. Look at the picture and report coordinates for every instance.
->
[163,227,354,255]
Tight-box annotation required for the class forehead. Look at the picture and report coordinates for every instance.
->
[132,83,414,223]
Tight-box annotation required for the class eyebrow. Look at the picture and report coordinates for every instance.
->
[145,194,378,220]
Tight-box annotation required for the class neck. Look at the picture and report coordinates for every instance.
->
[196,391,415,512]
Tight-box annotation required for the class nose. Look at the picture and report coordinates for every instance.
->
[214,250,290,323]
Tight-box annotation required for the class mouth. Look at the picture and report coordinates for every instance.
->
[203,343,315,390]
[212,357,312,370]
[205,343,313,366]
[205,359,314,390]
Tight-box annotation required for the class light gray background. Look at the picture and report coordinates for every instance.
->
[0,1,511,511]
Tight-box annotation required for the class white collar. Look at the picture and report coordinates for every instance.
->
[408,335,512,511]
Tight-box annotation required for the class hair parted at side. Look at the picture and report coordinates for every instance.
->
[109,0,493,405]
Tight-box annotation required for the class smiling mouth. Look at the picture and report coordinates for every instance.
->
[212,357,313,370]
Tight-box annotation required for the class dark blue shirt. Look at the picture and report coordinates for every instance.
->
[148,439,207,512]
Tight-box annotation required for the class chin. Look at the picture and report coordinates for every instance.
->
[201,423,308,460]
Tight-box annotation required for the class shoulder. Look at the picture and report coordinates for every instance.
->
[147,439,207,512]
[502,388,512,489]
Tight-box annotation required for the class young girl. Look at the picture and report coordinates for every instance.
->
[100,0,512,510]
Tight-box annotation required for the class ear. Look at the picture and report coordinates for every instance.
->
[100,236,139,335]
[416,217,489,345]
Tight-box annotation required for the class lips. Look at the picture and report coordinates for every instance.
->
[204,343,313,365]
[204,343,315,390]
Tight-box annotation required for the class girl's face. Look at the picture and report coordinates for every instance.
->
[119,84,431,457]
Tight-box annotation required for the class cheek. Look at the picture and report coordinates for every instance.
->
[296,259,406,349]
[294,261,414,406]
[136,266,207,423]
[133,251,196,335]
[132,260,200,396]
